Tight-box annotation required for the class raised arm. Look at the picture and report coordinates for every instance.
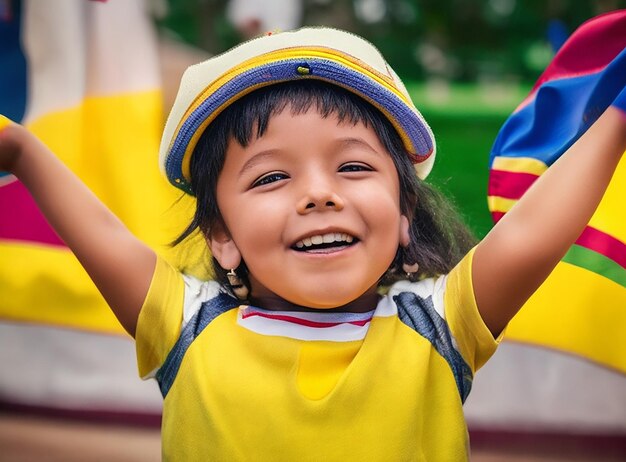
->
[473,99,626,337]
[0,116,156,336]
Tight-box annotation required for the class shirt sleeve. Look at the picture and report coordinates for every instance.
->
[135,255,186,379]
[444,247,503,372]
[135,255,225,379]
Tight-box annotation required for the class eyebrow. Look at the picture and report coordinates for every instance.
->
[336,137,381,155]
[237,137,382,178]
[238,149,280,178]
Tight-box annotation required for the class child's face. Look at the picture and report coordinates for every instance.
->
[211,107,409,310]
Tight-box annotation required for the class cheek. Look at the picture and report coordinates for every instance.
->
[224,201,286,259]
[369,189,405,252]
[361,185,402,222]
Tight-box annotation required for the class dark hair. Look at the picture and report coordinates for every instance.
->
[175,80,476,293]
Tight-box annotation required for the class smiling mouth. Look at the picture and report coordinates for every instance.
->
[292,232,357,253]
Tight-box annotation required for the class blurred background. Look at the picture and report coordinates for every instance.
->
[1,0,625,460]
[159,0,624,238]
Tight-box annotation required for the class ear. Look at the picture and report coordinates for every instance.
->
[399,215,411,248]
[207,221,242,270]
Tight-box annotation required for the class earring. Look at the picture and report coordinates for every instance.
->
[227,269,249,300]
[402,262,419,279]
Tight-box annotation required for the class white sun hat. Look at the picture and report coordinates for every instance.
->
[160,27,435,194]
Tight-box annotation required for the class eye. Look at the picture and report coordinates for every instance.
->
[251,172,289,188]
[338,162,374,173]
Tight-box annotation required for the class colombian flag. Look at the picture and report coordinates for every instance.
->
[0,0,191,417]
[488,10,626,373]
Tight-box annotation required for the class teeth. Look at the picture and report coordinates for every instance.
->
[323,234,336,244]
[294,233,355,249]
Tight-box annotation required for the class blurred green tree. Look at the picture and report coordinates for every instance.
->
[158,0,624,84]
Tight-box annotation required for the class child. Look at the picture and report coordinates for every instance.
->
[1,27,624,461]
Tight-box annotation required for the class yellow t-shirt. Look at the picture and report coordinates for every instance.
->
[136,248,499,461]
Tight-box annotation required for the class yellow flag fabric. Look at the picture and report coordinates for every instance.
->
[0,0,191,334]
[488,11,626,373]
[497,156,626,373]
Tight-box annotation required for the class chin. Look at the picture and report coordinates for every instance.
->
[290,286,376,311]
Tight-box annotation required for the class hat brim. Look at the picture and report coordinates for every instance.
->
[160,29,436,194]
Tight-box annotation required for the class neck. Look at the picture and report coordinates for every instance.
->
[248,291,380,314]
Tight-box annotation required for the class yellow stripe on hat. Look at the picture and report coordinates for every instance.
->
[491,156,548,176]
[176,47,416,181]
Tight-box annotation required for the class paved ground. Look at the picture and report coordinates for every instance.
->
[1,413,624,461]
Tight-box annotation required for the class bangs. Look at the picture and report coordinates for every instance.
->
[220,80,392,148]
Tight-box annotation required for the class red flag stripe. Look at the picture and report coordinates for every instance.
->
[488,169,539,200]
[490,211,625,271]
[516,10,626,113]
[575,226,626,270]
[0,181,65,247]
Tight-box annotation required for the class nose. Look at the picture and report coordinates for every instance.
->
[296,184,345,214]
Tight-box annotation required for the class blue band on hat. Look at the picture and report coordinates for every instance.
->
[165,58,433,193]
